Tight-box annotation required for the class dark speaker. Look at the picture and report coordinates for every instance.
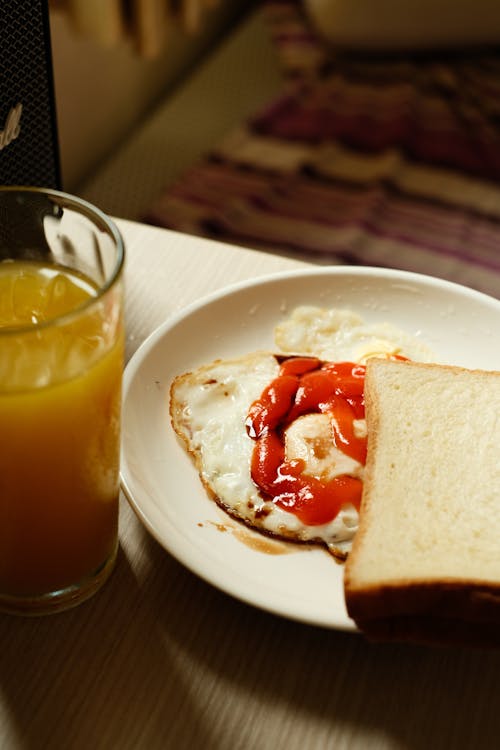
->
[0,0,61,188]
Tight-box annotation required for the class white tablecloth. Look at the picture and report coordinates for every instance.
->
[1,219,497,750]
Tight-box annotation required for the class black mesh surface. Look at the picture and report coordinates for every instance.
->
[0,0,61,188]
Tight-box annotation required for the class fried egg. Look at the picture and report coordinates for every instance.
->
[170,307,433,558]
[170,352,360,557]
[275,306,434,363]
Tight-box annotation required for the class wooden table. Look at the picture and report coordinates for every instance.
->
[2,220,499,750]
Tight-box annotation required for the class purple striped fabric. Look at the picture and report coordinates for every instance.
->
[145,0,500,297]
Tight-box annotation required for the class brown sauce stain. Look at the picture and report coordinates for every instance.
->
[233,527,292,555]
[198,520,349,563]
[201,520,295,555]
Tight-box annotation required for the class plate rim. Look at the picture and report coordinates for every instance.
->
[123,265,500,374]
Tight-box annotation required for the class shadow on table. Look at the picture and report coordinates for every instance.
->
[2,518,500,750]
[0,542,222,750]
[139,527,500,750]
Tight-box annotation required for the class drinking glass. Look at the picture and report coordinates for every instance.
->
[0,186,125,614]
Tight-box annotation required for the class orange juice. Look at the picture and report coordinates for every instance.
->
[0,260,123,605]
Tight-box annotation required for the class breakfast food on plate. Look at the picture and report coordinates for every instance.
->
[344,358,500,645]
[275,306,433,364]
[171,303,500,644]
[170,352,363,557]
[170,307,431,559]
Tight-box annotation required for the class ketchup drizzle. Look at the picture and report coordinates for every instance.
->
[246,357,367,526]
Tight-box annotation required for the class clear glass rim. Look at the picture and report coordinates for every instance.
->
[0,186,125,336]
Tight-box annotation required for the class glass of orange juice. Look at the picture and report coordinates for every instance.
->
[0,186,125,614]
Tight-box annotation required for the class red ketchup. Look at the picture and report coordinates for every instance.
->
[245,357,367,526]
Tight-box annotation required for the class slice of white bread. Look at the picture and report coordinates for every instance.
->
[344,358,500,646]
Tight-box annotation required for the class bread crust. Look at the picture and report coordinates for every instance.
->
[346,580,500,622]
[354,614,500,647]
[344,358,500,645]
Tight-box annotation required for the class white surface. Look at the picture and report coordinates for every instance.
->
[120,265,500,630]
[52,1,255,189]
[5,220,500,750]
[79,8,283,220]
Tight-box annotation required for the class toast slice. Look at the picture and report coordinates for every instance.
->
[344,358,500,645]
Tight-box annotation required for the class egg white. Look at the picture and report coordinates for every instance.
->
[171,352,359,557]
[275,306,434,363]
[171,307,433,558]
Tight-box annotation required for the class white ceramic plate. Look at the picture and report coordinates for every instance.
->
[120,266,500,629]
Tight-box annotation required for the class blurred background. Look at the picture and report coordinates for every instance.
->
[7,0,500,295]
[48,0,275,217]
